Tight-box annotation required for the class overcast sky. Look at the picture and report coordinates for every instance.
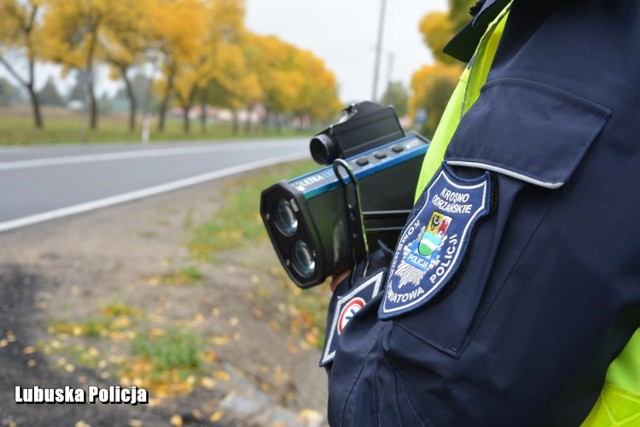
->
[245,0,448,103]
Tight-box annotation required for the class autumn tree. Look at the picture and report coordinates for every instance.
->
[409,62,460,136]
[149,0,207,132]
[244,35,307,131]
[170,2,209,133]
[172,0,247,133]
[241,33,341,131]
[290,49,341,125]
[0,0,46,128]
[100,0,151,131]
[197,0,258,133]
[418,0,475,65]
[205,42,261,134]
[44,0,140,130]
[410,0,474,133]
[419,11,454,65]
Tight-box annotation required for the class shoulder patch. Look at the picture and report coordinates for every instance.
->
[379,165,490,319]
[320,270,385,367]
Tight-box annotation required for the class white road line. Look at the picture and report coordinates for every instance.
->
[0,140,307,171]
[0,152,307,233]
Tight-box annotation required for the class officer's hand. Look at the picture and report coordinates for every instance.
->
[330,270,351,292]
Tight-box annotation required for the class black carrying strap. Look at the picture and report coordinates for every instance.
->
[332,159,370,282]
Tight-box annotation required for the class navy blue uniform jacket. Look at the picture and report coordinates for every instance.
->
[323,0,640,425]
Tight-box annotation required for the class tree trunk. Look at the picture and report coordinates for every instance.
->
[200,99,207,133]
[26,84,43,129]
[88,76,98,130]
[232,110,239,135]
[122,66,136,132]
[158,94,169,132]
[27,55,43,129]
[244,103,253,134]
[182,106,191,133]
[179,85,198,134]
[158,70,175,132]
[199,89,208,133]
[0,57,43,129]
[85,33,99,131]
[262,109,270,134]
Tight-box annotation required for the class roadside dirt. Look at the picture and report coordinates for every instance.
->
[0,169,329,426]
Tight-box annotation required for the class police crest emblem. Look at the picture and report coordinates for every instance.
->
[379,165,491,318]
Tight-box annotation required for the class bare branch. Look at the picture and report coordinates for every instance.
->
[0,55,28,87]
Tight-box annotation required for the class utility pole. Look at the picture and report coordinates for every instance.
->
[387,52,395,88]
[372,0,387,102]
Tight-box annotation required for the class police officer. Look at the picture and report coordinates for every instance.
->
[321,0,640,425]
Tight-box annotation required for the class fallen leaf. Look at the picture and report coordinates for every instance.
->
[210,335,230,346]
[287,342,299,354]
[269,320,281,331]
[209,411,224,422]
[200,377,216,389]
[212,370,231,382]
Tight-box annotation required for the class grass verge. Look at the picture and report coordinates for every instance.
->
[189,159,332,350]
[188,159,317,259]
[0,107,309,145]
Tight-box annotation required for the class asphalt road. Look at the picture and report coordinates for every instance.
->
[0,138,309,232]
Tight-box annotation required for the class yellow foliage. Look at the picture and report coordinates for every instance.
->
[211,42,261,109]
[419,11,455,65]
[1,0,341,125]
[158,0,249,111]
[44,0,126,68]
[418,0,475,64]
[0,0,46,77]
[151,0,208,65]
[243,33,340,120]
